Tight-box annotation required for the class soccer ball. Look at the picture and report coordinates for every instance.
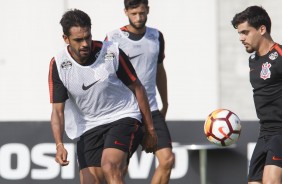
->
[204,109,241,146]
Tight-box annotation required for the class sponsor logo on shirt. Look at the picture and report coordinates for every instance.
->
[128,53,143,60]
[250,54,256,60]
[122,31,130,38]
[269,52,278,60]
[82,80,100,90]
[95,51,100,59]
[61,60,72,70]
[104,52,115,62]
[133,45,142,49]
[112,32,122,40]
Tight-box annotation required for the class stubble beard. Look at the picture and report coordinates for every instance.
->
[129,18,147,30]
[243,43,255,53]
[246,48,255,53]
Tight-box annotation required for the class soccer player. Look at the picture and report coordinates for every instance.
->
[48,9,157,184]
[232,6,282,184]
[106,0,174,183]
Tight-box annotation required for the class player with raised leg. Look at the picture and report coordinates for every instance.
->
[48,9,157,184]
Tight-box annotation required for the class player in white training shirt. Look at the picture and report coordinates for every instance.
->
[48,9,157,184]
[106,1,174,184]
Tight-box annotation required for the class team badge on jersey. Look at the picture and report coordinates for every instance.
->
[104,52,115,62]
[269,52,278,60]
[111,33,122,41]
[260,62,272,80]
[61,60,72,70]
[122,31,130,38]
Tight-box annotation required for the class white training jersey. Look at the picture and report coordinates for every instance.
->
[54,41,141,139]
[107,27,160,111]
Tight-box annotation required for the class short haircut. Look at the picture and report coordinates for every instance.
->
[124,0,148,9]
[231,6,271,33]
[60,9,92,36]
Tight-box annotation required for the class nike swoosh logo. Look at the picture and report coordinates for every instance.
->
[128,53,143,60]
[82,80,100,90]
[218,126,232,140]
[250,69,255,72]
[114,140,127,146]
[272,156,282,161]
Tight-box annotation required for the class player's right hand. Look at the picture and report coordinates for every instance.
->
[55,146,69,166]
[142,130,157,153]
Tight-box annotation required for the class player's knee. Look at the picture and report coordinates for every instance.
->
[160,152,175,169]
[166,152,175,168]
[263,180,280,184]
[102,162,125,176]
[80,175,103,184]
[263,176,282,184]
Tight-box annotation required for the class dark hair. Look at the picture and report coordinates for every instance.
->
[231,6,271,33]
[60,9,92,36]
[124,0,148,9]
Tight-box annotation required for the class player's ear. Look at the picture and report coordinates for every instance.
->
[63,35,70,44]
[124,8,128,16]
[147,6,150,14]
[259,25,267,35]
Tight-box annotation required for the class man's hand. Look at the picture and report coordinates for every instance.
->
[142,129,158,153]
[55,144,69,166]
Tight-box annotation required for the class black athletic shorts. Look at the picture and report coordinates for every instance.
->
[150,110,172,150]
[248,134,282,182]
[76,117,143,170]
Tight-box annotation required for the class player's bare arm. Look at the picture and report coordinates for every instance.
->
[51,102,69,166]
[156,63,168,118]
[128,78,157,153]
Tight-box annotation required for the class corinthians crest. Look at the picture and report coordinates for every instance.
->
[260,62,271,80]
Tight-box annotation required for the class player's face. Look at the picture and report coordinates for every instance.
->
[125,4,149,31]
[237,21,264,53]
[63,26,92,64]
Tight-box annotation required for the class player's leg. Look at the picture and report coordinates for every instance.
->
[150,110,174,184]
[80,167,104,184]
[102,117,143,184]
[248,136,265,184]
[77,124,111,184]
[151,147,174,184]
[262,134,282,184]
[101,148,128,184]
[248,182,262,184]
[262,165,282,184]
